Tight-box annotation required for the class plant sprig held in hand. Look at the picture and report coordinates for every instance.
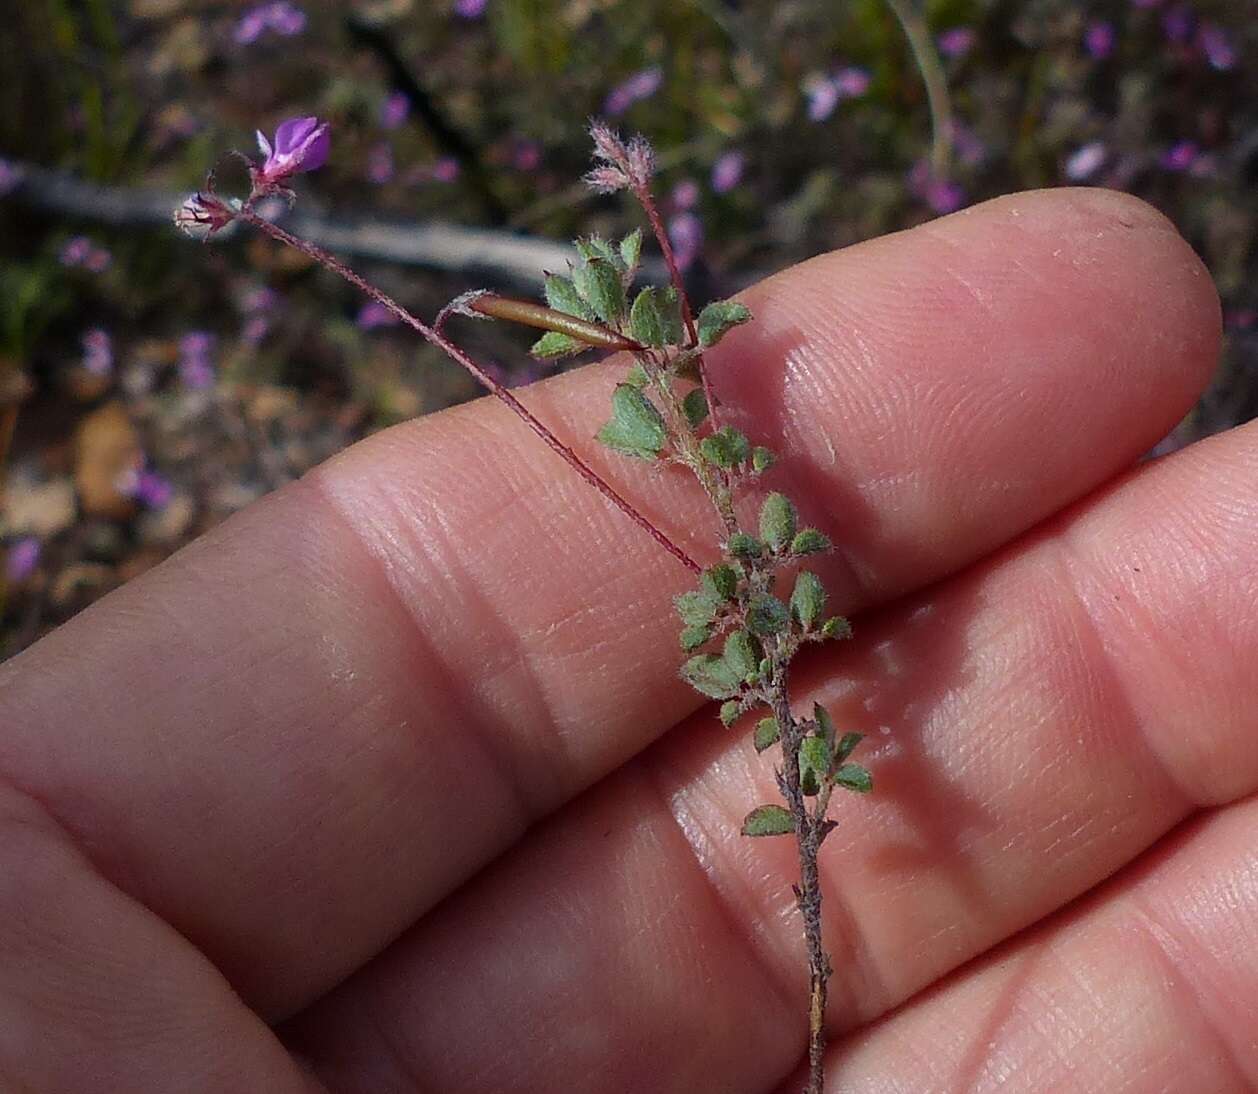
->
[175,115,873,1094]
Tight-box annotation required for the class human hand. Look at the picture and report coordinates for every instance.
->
[1,188,1250,1093]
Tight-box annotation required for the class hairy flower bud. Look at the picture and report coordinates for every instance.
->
[173,191,237,240]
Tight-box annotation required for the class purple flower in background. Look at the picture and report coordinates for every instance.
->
[671,179,700,210]
[454,0,487,17]
[235,2,306,44]
[380,92,410,130]
[711,151,744,194]
[937,27,976,58]
[254,116,330,190]
[668,211,703,272]
[1130,0,1163,8]
[6,538,41,583]
[1161,139,1199,171]
[512,140,542,172]
[1064,141,1108,182]
[834,67,871,97]
[0,158,24,197]
[367,142,394,184]
[603,66,663,117]
[951,121,986,167]
[804,76,841,122]
[116,466,174,509]
[81,328,113,376]
[178,331,216,390]
[909,160,966,214]
[60,235,110,271]
[1198,24,1236,70]
[1084,21,1116,59]
[431,157,460,183]
[1161,5,1194,43]
[356,301,400,330]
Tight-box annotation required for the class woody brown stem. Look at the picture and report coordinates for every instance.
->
[235,208,702,576]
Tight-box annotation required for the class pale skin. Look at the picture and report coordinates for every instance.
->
[1,187,1255,1093]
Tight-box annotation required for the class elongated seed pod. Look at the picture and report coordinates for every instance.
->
[469,294,643,351]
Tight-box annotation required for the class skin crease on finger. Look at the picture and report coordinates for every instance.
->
[0,189,1222,1076]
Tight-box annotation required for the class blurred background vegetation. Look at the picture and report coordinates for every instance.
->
[1,0,1255,657]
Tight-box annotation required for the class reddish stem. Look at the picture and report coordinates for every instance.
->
[634,183,723,435]
[235,207,701,575]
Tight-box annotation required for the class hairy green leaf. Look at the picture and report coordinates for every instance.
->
[799,735,831,796]
[727,532,763,560]
[754,716,780,752]
[544,274,596,320]
[629,287,666,347]
[834,731,864,764]
[675,589,722,627]
[702,564,740,601]
[700,426,751,469]
[822,616,853,641]
[813,702,836,745]
[760,492,797,551]
[680,624,712,651]
[833,763,873,794]
[596,383,667,459]
[681,653,742,699]
[790,571,826,629]
[697,299,752,347]
[747,594,790,636]
[723,629,761,680]
[791,528,831,555]
[619,229,643,274]
[530,330,584,359]
[752,446,775,473]
[573,256,626,324]
[741,804,793,837]
[682,388,709,428]
[719,700,742,727]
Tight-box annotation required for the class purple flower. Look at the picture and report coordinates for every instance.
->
[431,157,460,183]
[454,0,487,16]
[367,142,394,184]
[937,27,976,58]
[834,66,871,97]
[356,301,400,330]
[1160,139,1199,171]
[512,140,542,172]
[242,286,279,313]
[81,328,113,376]
[671,179,700,210]
[667,211,703,272]
[60,236,92,267]
[603,66,663,117]
[909,160,966,214]
[235,2,306,44]
[242,316,270,346]
[1161,5,1194,42]
[1084,21,1116,59]
[951,121,986,167]
[804,76,841,122]
[0,158,24,197]
[117,466,174,509]
[711,151,744,194]
[1064,141,1108,182]
[380,92,410,130]
[178,331,216,390]
[1198,24,1236,70]
[6,537,40,583]
[254,116,330,191]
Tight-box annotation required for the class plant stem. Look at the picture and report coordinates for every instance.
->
[234,207,702,576]
[884,0,954,179]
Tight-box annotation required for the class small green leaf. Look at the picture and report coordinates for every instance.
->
[682,388,709,428]
[813,702,836,745]
[702,564,739,601]
[799,735,831,796]
[681,654,742,699]
[791,528,831,555]
[576,236,625,271]
[596,383,667,460]
[741,804,793,837]
[719,700,741,727]
[727,533,763,560]
[573,257,626,324]
[821,616,853,641]
[698,299,752,347]
[624,363,649,388]
[530,330,584,359]
[754,716,780,752]
[834,732,864,764]
[675,589,722,627]
[700,427,751,469]
[834,762,873,794]
[752,446,775,473]
[544,274,596,320]
[659,287,685,346]
[790,571,826,629]
[680,624,712,651]
[757,657,772,680]
[723,629,761,679]
[760,492,797,551]
[619,228,643,273]
[747,594,790,636]
[629,287,666,347]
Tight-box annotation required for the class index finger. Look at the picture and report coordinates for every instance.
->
[0,188,1218,1020]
